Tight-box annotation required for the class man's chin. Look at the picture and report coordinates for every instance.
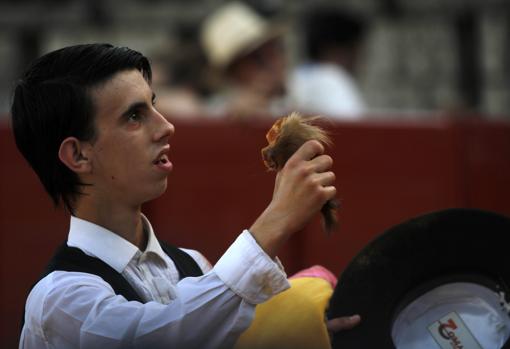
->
[143,181,168,203]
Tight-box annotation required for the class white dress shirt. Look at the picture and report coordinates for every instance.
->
[20,215,289,349]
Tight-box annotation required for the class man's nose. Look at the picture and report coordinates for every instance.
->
[153,110,175,142]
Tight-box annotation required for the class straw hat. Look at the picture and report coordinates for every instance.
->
[201,2,281,68]
[327,208,510,349]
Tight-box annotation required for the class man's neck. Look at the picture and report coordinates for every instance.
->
[73,199,148,251]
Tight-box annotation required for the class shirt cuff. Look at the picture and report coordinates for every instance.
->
[213,230,290,304]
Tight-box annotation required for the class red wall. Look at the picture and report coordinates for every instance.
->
[1,116,509,347]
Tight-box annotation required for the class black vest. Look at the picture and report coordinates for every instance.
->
[21,241,204,331]
[41,240,204,302]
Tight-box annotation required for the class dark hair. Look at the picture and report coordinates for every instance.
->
[303,8,367,61]
[11,43,152,214]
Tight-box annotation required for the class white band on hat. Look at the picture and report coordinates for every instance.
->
[392,283,510,349]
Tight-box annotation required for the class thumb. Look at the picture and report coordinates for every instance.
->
[290,140,324,163]
[326,315,361,333]
[273,171,282,198]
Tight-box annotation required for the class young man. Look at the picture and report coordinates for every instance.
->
[13,44,355,348]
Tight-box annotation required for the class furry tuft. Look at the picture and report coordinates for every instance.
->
[261,112,339,233]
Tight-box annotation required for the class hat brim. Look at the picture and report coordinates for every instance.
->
[327,208,510,348]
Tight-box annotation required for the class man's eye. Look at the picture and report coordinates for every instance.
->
[128,112,143,122]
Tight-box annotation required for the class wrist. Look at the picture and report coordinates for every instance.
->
[249,206,290,259]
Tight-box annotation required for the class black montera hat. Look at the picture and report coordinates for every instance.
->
[328,208,510,349]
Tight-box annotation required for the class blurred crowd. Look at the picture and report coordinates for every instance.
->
[151,1,369,121]
[1,0,509,121]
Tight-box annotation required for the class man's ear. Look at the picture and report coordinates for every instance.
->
[58,137,92,173]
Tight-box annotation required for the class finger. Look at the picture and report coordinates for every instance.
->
[309,154,333,173]
[322,185,337,200]
[327,315,361,332]
[312,171,336,187]
[291,140,324,162]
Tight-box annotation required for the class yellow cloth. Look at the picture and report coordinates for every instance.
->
[235,277,333,349]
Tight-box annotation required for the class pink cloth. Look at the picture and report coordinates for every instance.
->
[289,265,338,288]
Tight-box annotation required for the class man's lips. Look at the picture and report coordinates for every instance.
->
[153,146,173,172]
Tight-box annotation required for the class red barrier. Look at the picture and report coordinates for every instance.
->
[1,116,509,347]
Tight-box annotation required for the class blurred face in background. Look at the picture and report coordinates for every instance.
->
[228,38,287,97]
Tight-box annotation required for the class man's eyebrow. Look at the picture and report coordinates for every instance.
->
[121,101,148,118]
[120,92,156,118]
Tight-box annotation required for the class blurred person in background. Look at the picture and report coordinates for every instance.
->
[200,1,288,119]
[150,24,209,120]
[288,7,369,119]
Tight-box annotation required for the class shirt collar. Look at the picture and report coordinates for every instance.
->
[67,214,168,273]
[142,216,168,264]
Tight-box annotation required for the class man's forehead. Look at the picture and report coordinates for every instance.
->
[92,69,149,94]
[90,70,152,112]
[91,69,152,99]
